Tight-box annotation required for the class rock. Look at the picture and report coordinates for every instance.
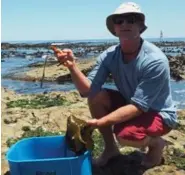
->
[143,165,181,175]
[3,59,96,83]
[168,54,185,81]
[169,135,178,140]
[4,117,17,124]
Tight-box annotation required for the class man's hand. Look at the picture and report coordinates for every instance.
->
[87,104,143,128]
[51,46,76,69]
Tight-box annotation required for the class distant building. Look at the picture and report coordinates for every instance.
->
[160,30,163,43]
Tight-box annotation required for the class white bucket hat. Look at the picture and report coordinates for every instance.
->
[106,2,147,36]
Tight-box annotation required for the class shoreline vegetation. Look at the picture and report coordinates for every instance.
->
[1,40,185,174]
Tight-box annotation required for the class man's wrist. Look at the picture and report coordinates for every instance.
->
[98,117,109,127]
[68,62,77,72]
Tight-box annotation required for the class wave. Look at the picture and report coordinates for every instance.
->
[174,90,185,94]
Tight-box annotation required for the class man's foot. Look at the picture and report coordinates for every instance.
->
[92,149,120,167]
[141,137,166,168]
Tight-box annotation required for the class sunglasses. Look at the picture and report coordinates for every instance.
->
[113,15,138,25]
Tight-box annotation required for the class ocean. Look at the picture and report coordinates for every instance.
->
[3,37,185,44]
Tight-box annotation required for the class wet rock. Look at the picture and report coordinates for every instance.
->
[2,58,96,83]
[168,54,185,81]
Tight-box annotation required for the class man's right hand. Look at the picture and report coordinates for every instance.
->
[51,46,76,69]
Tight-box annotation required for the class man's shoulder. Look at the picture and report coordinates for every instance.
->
[136,40,170,73]
[97,44,120,62]
[106,44,120,54]
[142,40,166,58]
[141,40,168,64]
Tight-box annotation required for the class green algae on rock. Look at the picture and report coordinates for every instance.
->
[6,95,71,109]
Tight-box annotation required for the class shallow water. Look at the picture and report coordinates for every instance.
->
[170,80,185,109]
[2,78,185,109]
[1,56,44,75]
[2,79,75,94]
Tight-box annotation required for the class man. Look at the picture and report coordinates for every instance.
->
[54,2,178,168]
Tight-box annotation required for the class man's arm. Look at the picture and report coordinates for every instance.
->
[53,47,110,97]
[88,104,143,127]
[52,48,91,96]
[88,58,169,127]
[69,64,91,97]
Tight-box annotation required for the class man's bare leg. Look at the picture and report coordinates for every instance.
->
[88,91,120,166]
[117,136,166,168]
[141,137,166,168]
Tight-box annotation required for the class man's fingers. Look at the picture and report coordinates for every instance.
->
[57,56,68,64]
[62,49,72,53]
[50,46,62,54]
[58,60,72,67]
[51,46,73,58]
[51,46,72,54]
[55,52,68,60]
[51,46,67,56]
[50,46,75,68]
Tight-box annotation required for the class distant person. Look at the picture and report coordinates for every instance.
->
[53,2,178,168]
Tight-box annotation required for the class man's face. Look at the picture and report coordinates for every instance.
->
[113,14,142,39]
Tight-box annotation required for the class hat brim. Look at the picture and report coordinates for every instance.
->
[106,12,147,37]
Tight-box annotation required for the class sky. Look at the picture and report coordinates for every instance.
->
[1,0,185,41]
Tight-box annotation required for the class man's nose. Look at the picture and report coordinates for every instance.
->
[120,21,130,26]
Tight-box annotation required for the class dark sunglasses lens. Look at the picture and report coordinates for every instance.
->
[126,16,135,24]
[113,15,136,24]
[114,18,123,24]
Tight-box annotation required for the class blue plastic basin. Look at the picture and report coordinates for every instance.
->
[6,135,92,175]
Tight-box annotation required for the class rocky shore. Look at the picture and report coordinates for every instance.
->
[2,58,96,83]
[1,41,185,59]
[168,54,185,80]
[2,54,185,83]
[1,87,185,175]
[2,40,185,50]
[2,41,185,82]
[1,42,116,59]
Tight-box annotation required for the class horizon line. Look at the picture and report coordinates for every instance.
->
[2,36,185,43]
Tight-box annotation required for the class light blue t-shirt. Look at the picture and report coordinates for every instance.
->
[87,40,178,128]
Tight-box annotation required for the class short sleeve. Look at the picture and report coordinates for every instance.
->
[131,60,169,112]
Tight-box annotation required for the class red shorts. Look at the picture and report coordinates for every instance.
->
[104,89,172,141]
